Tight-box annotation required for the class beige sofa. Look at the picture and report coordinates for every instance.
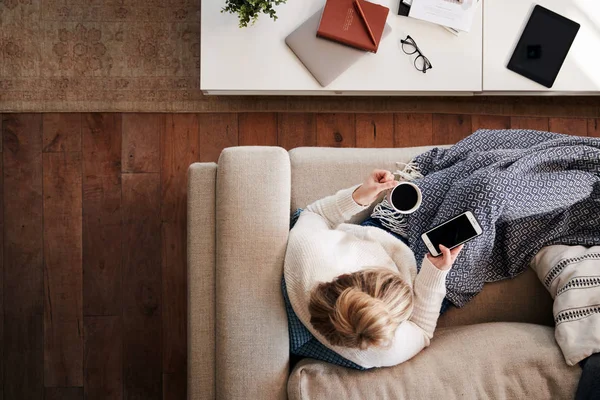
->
[188,146,582,400]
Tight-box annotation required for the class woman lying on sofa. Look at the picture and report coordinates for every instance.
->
[284,169,462,369]
[284,129,600,399]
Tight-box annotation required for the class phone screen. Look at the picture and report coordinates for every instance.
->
[427,214,478,253]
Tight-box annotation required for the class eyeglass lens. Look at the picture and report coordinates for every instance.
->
[414,55,432,72]
[401,39,418,55]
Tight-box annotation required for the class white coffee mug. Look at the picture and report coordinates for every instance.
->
[386,181,422,214]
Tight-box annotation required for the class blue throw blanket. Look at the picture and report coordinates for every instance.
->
[371,129,600,307]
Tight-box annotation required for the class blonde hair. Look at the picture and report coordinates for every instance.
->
[309,269,413,350]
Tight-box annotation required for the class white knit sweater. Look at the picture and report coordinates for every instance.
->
[284,184,449,369]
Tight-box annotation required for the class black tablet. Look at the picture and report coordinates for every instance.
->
[507,5,580,88]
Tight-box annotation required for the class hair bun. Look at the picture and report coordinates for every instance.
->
[331,287,396,350]
[309,268,413,350]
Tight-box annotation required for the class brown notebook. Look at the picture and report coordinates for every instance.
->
[317,0,389,53]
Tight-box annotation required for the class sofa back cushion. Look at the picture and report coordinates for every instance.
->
[289,147,554,328]
[290,147,434,224]
[288,323,580,400]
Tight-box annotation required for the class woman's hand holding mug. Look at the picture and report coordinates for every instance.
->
[352,169,398,206]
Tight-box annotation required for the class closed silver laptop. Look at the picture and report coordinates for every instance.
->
[285,9,391,87]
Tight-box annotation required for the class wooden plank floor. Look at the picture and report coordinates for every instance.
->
[1,112,599,399]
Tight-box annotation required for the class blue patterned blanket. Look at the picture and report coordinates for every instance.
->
[371,129,600,307]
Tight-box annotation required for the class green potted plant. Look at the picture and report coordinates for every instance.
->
[222,0,288,28]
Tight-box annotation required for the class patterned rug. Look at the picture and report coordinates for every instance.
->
[0,0,205,111]
[1,0,600,113]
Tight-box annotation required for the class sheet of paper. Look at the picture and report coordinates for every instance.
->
[409,0,480,32]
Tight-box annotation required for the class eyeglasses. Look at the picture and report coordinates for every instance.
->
[400,35,432,74]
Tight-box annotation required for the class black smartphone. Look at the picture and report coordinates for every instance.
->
[421,211,482,256]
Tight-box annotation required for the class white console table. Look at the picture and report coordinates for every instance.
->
[201,0,600,95]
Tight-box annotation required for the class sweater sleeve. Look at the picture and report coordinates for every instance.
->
[408,256,449,344]
[305,184,368,228]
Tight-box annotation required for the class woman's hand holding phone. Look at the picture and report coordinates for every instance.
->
[352,169,398,206]
[426,244,464,271]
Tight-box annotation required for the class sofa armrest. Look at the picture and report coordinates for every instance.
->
[188,162,218,400]
[216,147,291,400]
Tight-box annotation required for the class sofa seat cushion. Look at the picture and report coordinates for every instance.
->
[288,322,580,400]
